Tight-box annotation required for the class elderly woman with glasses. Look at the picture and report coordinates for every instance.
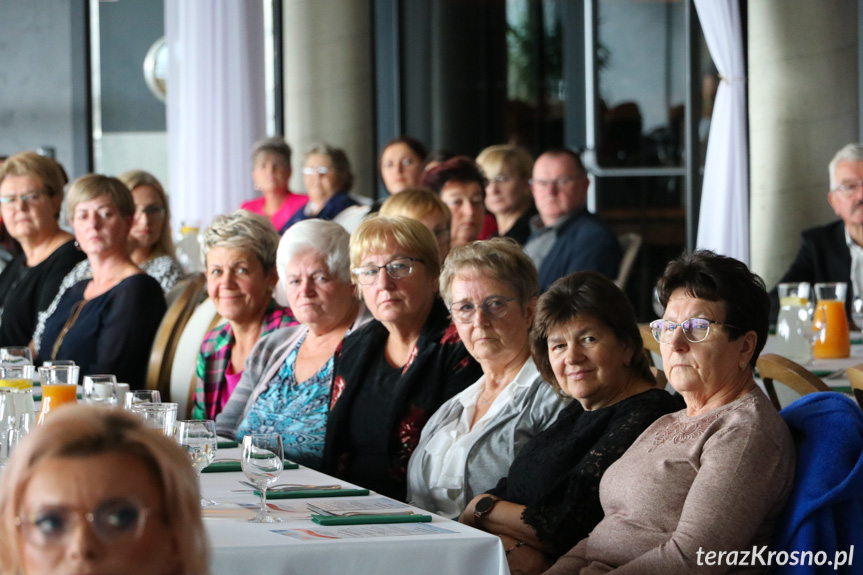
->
[0,405,208,575]
[281,143,359,232]
[323,215,482,501]
[215,220,372,468]
[545,251,796,575]
[460,271,680,575]
[36,175,166,390]
[191,210,297,420]
[0,152,85,347]
[406,238,567,519]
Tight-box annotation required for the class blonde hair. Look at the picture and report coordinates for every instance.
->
[200,210,280,272]
[350,215,440,281]
[0,152,67,200]
[379,187,451,223]
[476,145,533,181]
[439,237,538,308]
[118,170,176,259]
[0,406,208,575]
[66,174,135,225]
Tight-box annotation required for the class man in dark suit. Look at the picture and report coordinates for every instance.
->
[770,143,863,323]
[524,149,621,292]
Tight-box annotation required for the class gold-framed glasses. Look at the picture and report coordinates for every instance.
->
[649,317,737,344]
[352,257,418,285]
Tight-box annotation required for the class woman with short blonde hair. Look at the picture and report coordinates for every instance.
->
[380,188,452,263]
[476,144,536,245]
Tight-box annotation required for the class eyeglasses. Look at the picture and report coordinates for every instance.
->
[352,257,418,285]
[491,174,512,185]
[831,180,863,195]
[136,205,165,218]
[449,296,515,323]
[16,498,151,547]
[529,175,583,189]
[649,317,737,344]
[0,190,44,206]
[302,166,330,176]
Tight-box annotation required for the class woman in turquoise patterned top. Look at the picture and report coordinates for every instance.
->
[216,219,370,468]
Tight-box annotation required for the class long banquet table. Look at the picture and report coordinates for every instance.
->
[200,447,509,575]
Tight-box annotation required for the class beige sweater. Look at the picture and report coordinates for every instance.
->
[545,387,795,575]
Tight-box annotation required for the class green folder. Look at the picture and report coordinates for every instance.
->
[310,513,431,526]
[217,440,239,449]
[201,460,298,473]
[257,488,370,499]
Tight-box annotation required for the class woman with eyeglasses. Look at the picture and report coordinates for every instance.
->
[36,175,166,390]
[0,405,208,575]
[460,271,680,575]
[281,143,359,232]
[406,238,567,519]
[323,215,482,501]
[0,152,86,348]
[545,251,796,575]
[476,145,537,246]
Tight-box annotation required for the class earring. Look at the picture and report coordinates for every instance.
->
[74,240,81,251]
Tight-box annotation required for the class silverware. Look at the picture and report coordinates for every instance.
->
[306,503,417,517]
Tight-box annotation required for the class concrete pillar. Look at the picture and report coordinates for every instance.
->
[749,0,858,288]
[282,0,375,199]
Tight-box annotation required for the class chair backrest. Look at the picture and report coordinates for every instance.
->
[756,353,830,411]
[615,232,642,289]
[846,364,863,410]
[146,273,206,397]
[169,297,225,419]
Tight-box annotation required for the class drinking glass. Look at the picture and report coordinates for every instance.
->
[241,434,284,523]
[775,282,813,362]
[852,297,863,333]
[38,366,79,423]
[0,390,19,469]
[812,282,851,359]
[131,402,178,437]
[41,359,76,367]
[0,364,34,391]
[124,389,162,410]
[82,375,118,407]
[175,420,218,506]
[0,347,32,365]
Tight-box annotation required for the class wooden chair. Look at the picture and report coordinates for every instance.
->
[639,323,661,357]
[846,364,863,410]
[169,297,225,418]
[756,353,831,411]
[145,273,206,398]
[615,232,642,289]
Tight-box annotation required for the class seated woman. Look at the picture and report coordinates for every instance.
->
[37,175,166,389]
[282,143,358,232]
[379,187,452,264]
[0,152,85,347]
[33,170,184,354]
[407,238,567,518]
[545,251,796,575]
[324,215,483,501]
[192,210,297,419]
[240,136,308,232]
[476,145,537,245]
[422,156,496,248]
[460,272,681,575]
[215,219,371,468]
[0,405,208,575]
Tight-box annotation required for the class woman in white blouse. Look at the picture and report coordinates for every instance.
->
[406,238,567,517]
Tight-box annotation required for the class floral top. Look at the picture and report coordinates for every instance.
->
[236,332,333,468]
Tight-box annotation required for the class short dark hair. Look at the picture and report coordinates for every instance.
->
[421,156,488,195]
[380,136,428,167]
[531,271,654,395]
[539,148,587,175]
[656,250,769,368]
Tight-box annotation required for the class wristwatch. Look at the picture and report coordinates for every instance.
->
[473,496,497,520]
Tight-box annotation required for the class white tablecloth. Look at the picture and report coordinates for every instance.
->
[201,448,509,575]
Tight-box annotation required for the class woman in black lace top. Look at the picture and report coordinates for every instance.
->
[460,272,681,575]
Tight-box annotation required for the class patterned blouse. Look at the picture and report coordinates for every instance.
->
[191,300,297,420]
[235,332,333,468]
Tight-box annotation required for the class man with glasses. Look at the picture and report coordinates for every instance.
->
[524,148,621,292]
[769,143,863,323]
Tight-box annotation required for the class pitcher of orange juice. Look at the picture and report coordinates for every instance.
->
[812,282,851,359]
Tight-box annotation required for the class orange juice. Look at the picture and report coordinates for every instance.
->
[39,385,78,424]
[813,300,851,358]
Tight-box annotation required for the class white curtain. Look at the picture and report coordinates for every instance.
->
[693,0,749,265]
[165,2,266,234]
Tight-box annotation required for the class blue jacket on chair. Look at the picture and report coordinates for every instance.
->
[771,392,863,574]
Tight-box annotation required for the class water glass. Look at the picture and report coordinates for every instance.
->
[175,420,218,506]
[241,434,284,523]
[131,402,178,437]
[0,364,34,391]
[0,347,32,365]
[0,390,19,468]
[124,389,162,410]
[82,375,119,407]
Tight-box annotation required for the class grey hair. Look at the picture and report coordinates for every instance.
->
[200,210,280,271]
[305,143,354,191]
[252,136,292,168]
[829,143,863,190]
[276,219,352,284]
